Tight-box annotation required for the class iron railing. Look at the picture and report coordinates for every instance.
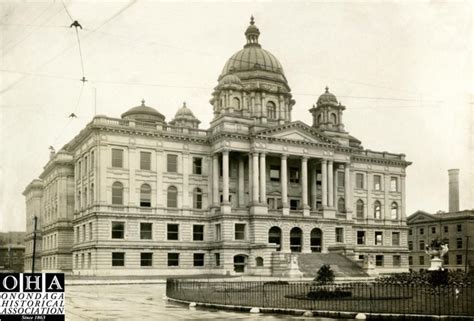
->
[166,279,474,317]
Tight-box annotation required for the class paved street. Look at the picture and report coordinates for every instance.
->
[65,284,341,320]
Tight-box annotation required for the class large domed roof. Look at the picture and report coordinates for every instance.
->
[219,17,286,84]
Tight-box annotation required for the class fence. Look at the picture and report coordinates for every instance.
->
[166,279,474,317]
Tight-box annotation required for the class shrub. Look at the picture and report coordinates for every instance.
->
[314,264,335,285]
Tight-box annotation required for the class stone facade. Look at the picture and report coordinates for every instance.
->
[24,18,411,276]
[407,210,474,271]
[0,232,25,272]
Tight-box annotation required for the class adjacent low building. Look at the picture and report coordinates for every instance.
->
[24,18,411,276]
[0,231,25,272]
[407,170,474,272]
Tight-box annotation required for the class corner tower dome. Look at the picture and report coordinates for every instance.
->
[169,102,201,129]
[121,99,166,124]
[211,16,294,125]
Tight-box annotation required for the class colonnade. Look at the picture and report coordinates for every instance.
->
[211,150,352,213]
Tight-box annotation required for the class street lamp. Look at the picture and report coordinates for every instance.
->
[32,216,38,273]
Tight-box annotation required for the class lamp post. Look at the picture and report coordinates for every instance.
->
[32,216,37,273]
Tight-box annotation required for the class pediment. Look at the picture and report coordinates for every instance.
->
[255,121,339,145]
[407,210,436,223]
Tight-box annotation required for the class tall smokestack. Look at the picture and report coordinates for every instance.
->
[448,169,460,212]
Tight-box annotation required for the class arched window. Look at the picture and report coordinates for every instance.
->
[193,187,203,209]
[356,199,364,218]
[266,101,277,120]
[112,182,123,205]
[391,202,399,220]
[318,113,323,125]
[268,226,282,251]
[374,200,382,219]
[140,184,151,207]
[234,254,247,273]
[337,197,345,212]
[167,186,178,208]
[330,113,337,125]
[255,257,264,267]
[290,227,302,252]
[232,97,241,110]
[90,183,94,204]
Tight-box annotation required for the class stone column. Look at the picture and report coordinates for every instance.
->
[248,153,252,202]
[328,160,334,207]
[182,153,189,209]
[252,153,259,203]
[281,154,289,215]
[212,154,219,206]
[128,147,136,206]
[301,157,310,216]
[344,164,351,213]
[238,156,245,207]
[321,160,327,207]
[259,153,266,204]
[401,176,406,221]
[311,163,317,210]
[222,150,230,204]
[384,174,390,220]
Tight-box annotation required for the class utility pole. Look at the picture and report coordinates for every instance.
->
[32,216,38,273]
[465,235,470,272]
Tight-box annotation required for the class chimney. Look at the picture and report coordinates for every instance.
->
[448,169,460,212]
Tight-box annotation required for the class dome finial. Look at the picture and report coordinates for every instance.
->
[141,99,145,106]
[245,15,260,47]
[183,101,186,107]
[325,86,329,93]
[250,15,255,25]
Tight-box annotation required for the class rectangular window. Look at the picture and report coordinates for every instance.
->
[111,222,124,239]
[84,156,88,175]
[409,229,413,236]
[390,177,398,192]
[392,232,400,246]
[444,226,448,233]
[90,151,94,171]
[419,240,425,251]
[193,253,205,267]
[375,255,384,267]
[112,149,123,168]
[336,228,344,243]
[373,175,382,191]
[140,151,151,170]
[457,238,463,249]
[375,232,383,245]
[140,223,152,240]
[78,161,81,178]
[167,253,179,266]
[83,224,86,242]
[215,224,221,241]
[431,227,436,234]
[192,157,202,174]
[193,225,204,241]
[419,228,424,235]
[87,253,91,268]
[215,253,220,266]
[167,224,179,240]
[290,199,300,210]
[419,256,425,265]
[457,224,462,232]
[89,222,93,240]
[357,231,365,245]
[408,241,413,250]
[337,171,345,187]
[393,255,401,267]
[81,253,85,268]
[112,252,125,267]
[167,154,178,173]
[140,253,153,267]
[235,223,246,240]
[270,165,281,182]
[456,255,462,265]
[356,173,364,189]
[408,256,413,265]
[289,167,299,183]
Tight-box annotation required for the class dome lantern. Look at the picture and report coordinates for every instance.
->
[310,87,346,133]
[245,16,261,48]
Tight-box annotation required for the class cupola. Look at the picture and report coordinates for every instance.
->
[310,87,346,133]
[169,102,201,129]
[121,99,166,124]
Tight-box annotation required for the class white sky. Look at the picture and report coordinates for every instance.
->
[0,0,472,232]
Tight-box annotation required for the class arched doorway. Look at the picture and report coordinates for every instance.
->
[290,227,302,252]
[310,228,322,252]
[233,254,247,273]
[268,226,282,251]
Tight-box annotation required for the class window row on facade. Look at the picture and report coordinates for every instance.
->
[409,254,464,267]
[409,224,463,236]
[354,173,400,192]
[356,230,401,246]
[408,237,465,251]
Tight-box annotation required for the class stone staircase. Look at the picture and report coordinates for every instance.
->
[297,253,368,278]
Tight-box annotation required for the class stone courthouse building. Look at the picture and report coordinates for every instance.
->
[24,18,411,276]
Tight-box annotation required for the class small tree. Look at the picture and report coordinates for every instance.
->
[314,264,335,285]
